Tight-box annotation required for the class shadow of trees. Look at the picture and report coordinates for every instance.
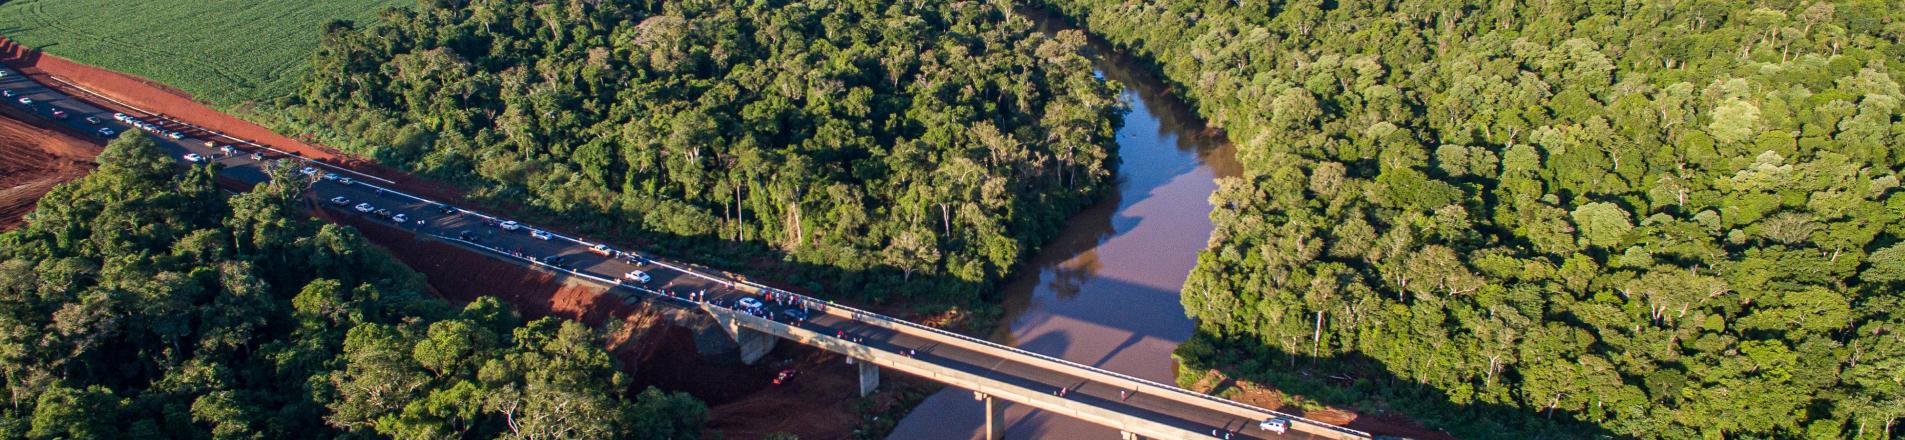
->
[1175,332,1619,440]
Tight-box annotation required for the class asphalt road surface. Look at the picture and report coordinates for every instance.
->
[0,65,1352,440]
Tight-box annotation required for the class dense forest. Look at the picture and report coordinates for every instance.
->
[0,135,704,438]
[1037,0,1905,438]
[276,0,1123,303]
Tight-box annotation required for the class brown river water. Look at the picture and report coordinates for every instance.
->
[886,11,1241,439]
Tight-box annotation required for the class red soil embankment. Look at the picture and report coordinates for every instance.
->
[0,111,99,229]
[324,210,879,439]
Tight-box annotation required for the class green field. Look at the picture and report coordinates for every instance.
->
[0,0,408,106]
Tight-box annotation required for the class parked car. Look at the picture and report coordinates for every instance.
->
[353,203,374,213]
[457,230,479,241]
[112,112,129,122]
[16,97,32,105]
[1258,418,1289,434]
[182,153,204,163]
[1,90,13,97]
[49,109,67,119]
[737,297,765,309]
[249,152,264,161]
[589,244,612,256]
[96,127,115,137]
[338,177,354,185]
[299,167,318,176]
[219,145,235,155]
[166,132,184,140]
[543,255,568,267]
[436,203,457,215]
[530,229,552,240]
[329,196,350,206]
[83,116,101,124]
[623,270,652,284]
[374,208,392,218]
[391,213,408,223]
[626,254,651,265]
[498,220,521,231]
[319,172,339,181]
[773,368,798,385]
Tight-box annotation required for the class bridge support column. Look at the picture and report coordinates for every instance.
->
[855,358,880,397]
[973,391,1005,440]
[715,312,778,365]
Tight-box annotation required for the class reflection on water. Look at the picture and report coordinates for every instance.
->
[886,9,1240,440]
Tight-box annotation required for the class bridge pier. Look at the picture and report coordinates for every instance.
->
[713,311,778,365]
[973,391,1005,440]
[854,357,880,397]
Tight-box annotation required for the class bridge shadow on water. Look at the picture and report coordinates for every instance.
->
[1178,332,1622,440]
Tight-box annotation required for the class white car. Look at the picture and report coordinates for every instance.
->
[623,270,652,284]
[219,145,235,155]
[96,127,115,137]
[299,167,318,176]
[16,97,31,105]
[329,196,350,206]
[319,173,339,181]
[737,297,764,309]
[498,221,521,231]
[166,132,184,140]
[1258,417,1289,434]
[391,213,408,223]
[338,177,354,185]
[113,112,129,122]
[182,153,204,163]
[529,229,552,240]
[1,90,13,97]
[353,203,374,213]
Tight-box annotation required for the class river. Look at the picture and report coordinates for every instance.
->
[885,11,1241,439]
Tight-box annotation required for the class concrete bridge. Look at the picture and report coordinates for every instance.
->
[0,64,1374,440]
[435,231,1373,440]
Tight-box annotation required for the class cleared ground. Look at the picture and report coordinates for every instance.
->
[0,0,406,105]
[0,112,96,230]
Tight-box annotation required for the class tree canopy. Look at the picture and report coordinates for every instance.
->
[0,134,704,439]
[277,0,1123,303]
[1038,0,1905,437]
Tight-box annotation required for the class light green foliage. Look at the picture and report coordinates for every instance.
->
[1039,0,1905,437]
[0,0,407,106]
[0,135,702,438]
[280,0,1122,304]
[1569,202,1633,248]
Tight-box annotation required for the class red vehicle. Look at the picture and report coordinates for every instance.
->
[773,368,798,385]
[50,109,67,119]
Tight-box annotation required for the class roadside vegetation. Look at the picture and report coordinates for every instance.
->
[275,0,1123,306]
[1037,0,1905,438]
[0,0,406,106]
[0,134,705,438]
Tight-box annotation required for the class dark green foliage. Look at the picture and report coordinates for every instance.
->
[0,134,703,438]
[1037,0,1905,438]
[277,0,1122,303]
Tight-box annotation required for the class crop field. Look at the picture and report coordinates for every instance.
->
[0,0,408,106]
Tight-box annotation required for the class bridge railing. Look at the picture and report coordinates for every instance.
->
[707,278,1372,440]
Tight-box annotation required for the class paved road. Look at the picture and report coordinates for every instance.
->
[0,65,1364,440]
